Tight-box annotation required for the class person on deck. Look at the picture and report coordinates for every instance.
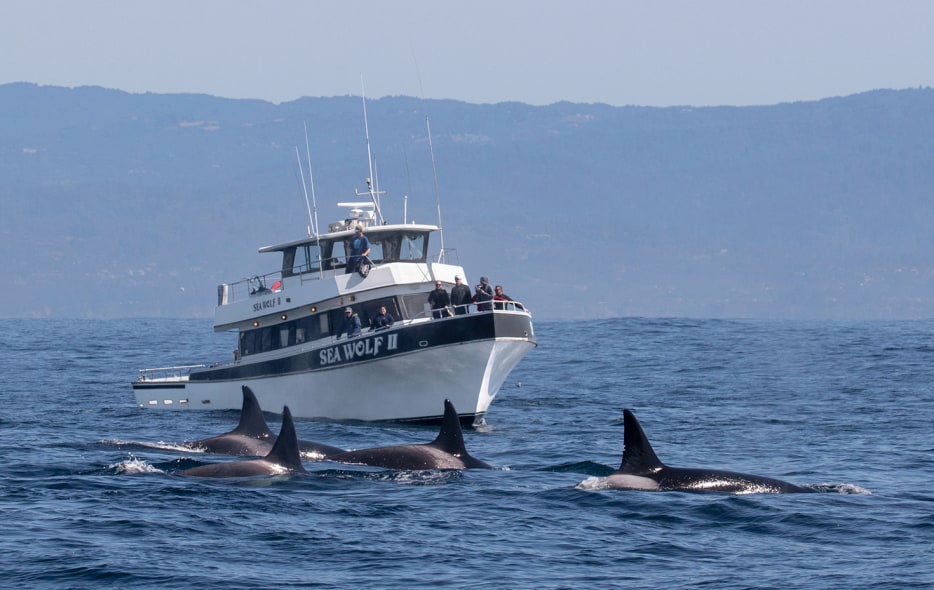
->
[346,226,370,274]
[475,276,494,312]
[428,281,451,319]
[372,305,395,330]
[338,307,362,338]
[449,275,472,316]
[493,285,514,310]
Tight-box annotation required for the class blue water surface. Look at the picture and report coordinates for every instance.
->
[0,318,931,589]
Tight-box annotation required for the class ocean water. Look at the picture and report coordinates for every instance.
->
[1,317,931,589]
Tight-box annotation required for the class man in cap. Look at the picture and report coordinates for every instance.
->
[346,226,371,275]
[337,306,362,338]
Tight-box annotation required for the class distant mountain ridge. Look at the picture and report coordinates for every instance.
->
[2,82,933,319]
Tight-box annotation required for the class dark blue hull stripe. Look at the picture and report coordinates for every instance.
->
[186,312,534,383]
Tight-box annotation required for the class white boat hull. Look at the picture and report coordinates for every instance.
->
[133,312,535,423]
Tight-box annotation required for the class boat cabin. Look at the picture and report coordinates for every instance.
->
[226,220,456,360]
[271,225,433,277]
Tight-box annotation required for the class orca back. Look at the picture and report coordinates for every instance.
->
[611,409,815,493]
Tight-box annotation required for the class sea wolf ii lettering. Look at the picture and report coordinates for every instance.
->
[319,333,399,367]
[252,297,280,312]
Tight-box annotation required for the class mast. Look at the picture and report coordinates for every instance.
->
[294,146,313,238]
[426,116,445,261]
[360,81,385,225]
[303,122,324,280]
[304,121,320,238]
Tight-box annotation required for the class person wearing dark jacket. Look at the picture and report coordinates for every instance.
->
[372,305,395,330]
[338,307,362,338]
[428,281,451,319]
[346,226,370,275]
[449,275,472,316]
[493,285,514,310]
[475,276,494,312]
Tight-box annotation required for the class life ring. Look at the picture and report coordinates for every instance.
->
[271,281,282,292]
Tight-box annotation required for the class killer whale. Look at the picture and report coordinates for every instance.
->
[186,386,344,458]
[598,409,815,494]
[177,406,307,477]
[327,400,491,470]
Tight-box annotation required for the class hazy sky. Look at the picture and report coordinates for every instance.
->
[2,1,932,107]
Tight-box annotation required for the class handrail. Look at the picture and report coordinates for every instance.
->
[217,255,376,306]
[420,299,529,319]
[330,301,530,341]
[136,364,207,382]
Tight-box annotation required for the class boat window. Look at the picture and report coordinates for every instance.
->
[318,312,329,335]
[360,298,402,328]
[291,244,322,276]
[400,234,426,261]
[371,232,427,263]
[295,315,322,343]
[400,293,432,320]
[281,248,296,278]
[239,310,332,358]
[259,327,274,351]
[365,238,384,264]
[319,240,337,270]
[342,235,384,265]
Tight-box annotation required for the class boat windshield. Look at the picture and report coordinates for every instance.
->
[282,230,429,277]
[290,243,323,275]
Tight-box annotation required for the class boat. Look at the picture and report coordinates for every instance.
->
[132,116,536,425]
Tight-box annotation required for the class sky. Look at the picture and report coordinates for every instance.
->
[2,0,932,107]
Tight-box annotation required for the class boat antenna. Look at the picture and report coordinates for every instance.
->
[373,155,381,214]
[360,80,385,224]
[303,122,320,237]
[426,116,445,261]
[402,146,413,225]
[295,146,314,238]
[300,123,325,280]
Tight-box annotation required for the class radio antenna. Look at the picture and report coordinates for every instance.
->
[426,116,444,261]
[360,80,385,224]
[303,121,320,237]
[295,146,313,238]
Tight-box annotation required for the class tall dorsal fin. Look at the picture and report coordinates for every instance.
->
[233,386,274,439]
[429,399,469,456]
[618,409,665,474]
[265,407,306,472]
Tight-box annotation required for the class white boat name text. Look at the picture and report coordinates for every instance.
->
[320,334,400,366]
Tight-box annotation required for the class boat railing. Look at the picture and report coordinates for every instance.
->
[136,364,207,382]
[431,248,460,265]
[217,272,285,306]
[217,255,374,306]
[410,299,529,320]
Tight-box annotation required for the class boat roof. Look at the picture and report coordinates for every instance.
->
[258,222,439,254]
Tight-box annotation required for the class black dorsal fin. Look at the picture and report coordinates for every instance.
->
[265,407,306,472]
[618,409,665,474]
[429,399,469,456]
[233,386,275,439]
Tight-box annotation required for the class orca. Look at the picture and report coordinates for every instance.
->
[186,386,344,458]
[177,406,307,477]
[598,409,815,494]
[327,400,491,470]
